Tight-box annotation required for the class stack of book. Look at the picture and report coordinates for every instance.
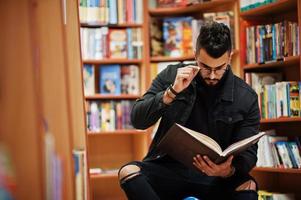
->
[245,72,301,119]
[79,0,143,24]
[245,21,299,64]
[257,131,301,169]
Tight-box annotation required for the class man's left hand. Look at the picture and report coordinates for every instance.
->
[193,155,234,177]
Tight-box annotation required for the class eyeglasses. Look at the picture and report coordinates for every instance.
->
[196,61,229,76]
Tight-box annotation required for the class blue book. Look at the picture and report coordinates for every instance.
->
[100,65,121,94]
[109,0,117,24]
[127,28,133,59]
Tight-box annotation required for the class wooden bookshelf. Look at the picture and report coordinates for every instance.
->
[253,167,301,174]
[243,56,300,70]
[260,117,301,123]
[240,0,301,198]
[83,59,143,65]
[91,173,118,179]
[87,130,147,135]
[85,94,140,100]
[149,0,236,17]
[0,1,88,199]
[78,1,150,199]
[240,0,297,19]
[80,22,142,28]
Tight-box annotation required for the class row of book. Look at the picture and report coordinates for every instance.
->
[150,11,234,57]
[240,0,277,12]
[0,144,16,200]
[73,149,88,200]
[245,21,299,64]
[79,0,143,24]
[80,27,143,60]
[245,72,301,119]
[257,130,301,169]
[86,100,134,132]
[258,190,295,200]
[83,64,139,96]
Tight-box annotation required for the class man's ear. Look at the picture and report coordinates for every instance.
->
[229,51,233,63]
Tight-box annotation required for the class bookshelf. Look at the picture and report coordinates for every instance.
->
[0,0,87,199]
[146,0,242,87]
[240,0,301,198]
[78,0,150,199]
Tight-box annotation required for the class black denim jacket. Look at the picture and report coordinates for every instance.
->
[131,63,260,175]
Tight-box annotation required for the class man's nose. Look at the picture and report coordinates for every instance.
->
[209,70,216,79]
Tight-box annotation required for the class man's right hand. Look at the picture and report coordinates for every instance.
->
[173,65,200,93]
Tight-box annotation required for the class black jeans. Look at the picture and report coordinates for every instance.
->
[119,157,258,200]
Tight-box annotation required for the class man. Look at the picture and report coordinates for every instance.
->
[118,22,260,200]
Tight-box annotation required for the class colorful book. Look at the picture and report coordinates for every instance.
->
[99,65,121,95]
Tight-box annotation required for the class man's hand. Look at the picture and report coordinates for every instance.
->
[193,155,234,177]
[173,65,200,93]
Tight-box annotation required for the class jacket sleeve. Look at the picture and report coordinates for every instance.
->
[232,95,260,175]
[130,65,175,130]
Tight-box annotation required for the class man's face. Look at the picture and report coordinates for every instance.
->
[196,49,231,86]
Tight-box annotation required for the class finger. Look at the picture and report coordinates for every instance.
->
[193,157,205,172]
[186,65,200,71]
[196,155,213,174]
[221,155,234,168]
[187,66,200,76]
[177,74,190,79]
[203,156,217,169]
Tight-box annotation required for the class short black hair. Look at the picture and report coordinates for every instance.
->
[196,21,232,58]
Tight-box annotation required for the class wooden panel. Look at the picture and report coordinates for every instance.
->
[0,1,43,199]
[240,0,297,19]
[88,135,136,169]
[91,176,126,200]
[251,171,301,198]
[34,0,74,199]
[83,59,143,64]
[80,23,142,28]
[64,0,87,149]
[149,0,235,17]
[85,94,140,100]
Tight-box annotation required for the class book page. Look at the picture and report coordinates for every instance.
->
[177,124,223,155]
[222,131,266,156]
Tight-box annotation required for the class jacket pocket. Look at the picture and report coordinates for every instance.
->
[215,114,244,149]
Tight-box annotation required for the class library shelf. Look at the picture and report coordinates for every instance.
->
[253,167,301,174]
[80,22,142,28]
[83,59,143,65]
[240,0,297,19]
[148,0,235,17]
[90,173,118,179]
[243,56,300,70]
[85,94,140,100]
[87,130,147,136]
[260,117,301,123]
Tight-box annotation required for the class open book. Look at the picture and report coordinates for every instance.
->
[157,123,266,169]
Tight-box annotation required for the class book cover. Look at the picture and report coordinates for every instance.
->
[83,64,95,96]
[109,29,127,58]
[121,65,140,95]
[157,123,266,170]
[99,65,121,94]
[163,17,181,57]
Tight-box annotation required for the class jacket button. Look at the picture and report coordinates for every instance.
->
[228,117,232,122]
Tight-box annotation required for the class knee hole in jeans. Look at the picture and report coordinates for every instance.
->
[119,164,141,183]
[235,180,257,191]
